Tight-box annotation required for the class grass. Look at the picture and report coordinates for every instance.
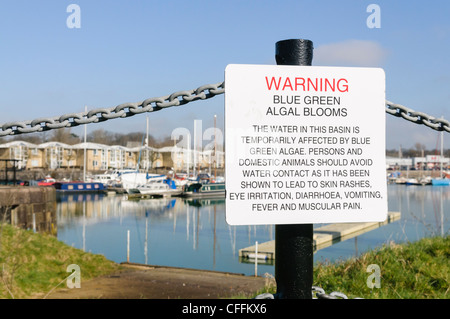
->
[1,222,448,299]
[254,235,449,299]
[0,223,121,299]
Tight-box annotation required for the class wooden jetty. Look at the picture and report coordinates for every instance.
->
[239,211,401,260]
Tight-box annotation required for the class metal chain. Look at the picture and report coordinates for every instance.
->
[311,286,355,299]
[0,82,225,137]
[386,100,450,133]
[0,81,448,137]
[254,286,359,299]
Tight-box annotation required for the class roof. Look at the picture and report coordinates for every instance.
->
[38,141,73,149]
[0,140,224,155]
[0,141,39,148]
[71,142,109,150]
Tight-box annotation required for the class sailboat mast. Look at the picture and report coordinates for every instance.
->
[146,115,149,171]
[83,105,87,182]
[187,133,190,177]
[193,120,196,178]
[440,129,443,177]
[214,114,217,180]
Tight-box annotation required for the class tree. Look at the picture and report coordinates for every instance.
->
[50,128,80,145]
[414,143,426,157]
[88,129,113,145]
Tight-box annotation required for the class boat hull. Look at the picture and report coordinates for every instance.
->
[183,190,225,198]
[137,189,182,197]
[182,183,225,198]
[54,182,105,193]
[405,179,421,185]
[128,178,182,198]
[431,179,450,186]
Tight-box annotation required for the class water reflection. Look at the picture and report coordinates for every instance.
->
[56,194,275,276]
[315,184,449,262]
[387,184,448,239]
[56,184,449,276]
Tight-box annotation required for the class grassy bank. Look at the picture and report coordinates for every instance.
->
[257,235,449,299]
[1,223,448,299]
[0,224,121,299]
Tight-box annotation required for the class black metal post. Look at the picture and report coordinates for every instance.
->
[5,160,8,185]
[13,161,16,185]
[274,39,314,299]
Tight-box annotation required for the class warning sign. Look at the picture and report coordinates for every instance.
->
[225,64,387,225]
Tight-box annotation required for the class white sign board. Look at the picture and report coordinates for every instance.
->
[225,64,387,225]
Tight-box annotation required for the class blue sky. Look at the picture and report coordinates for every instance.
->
[0,0,449,150]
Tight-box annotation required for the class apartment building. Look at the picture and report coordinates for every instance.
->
[0,141,43,169]
[0,141,225,173]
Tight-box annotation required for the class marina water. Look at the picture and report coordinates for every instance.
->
[56,184,449,277]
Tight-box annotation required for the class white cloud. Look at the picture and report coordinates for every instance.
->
[313,40,389,67]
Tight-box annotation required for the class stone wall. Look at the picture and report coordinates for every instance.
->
[0,186,56,234]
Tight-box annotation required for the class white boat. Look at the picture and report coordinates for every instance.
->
[90,169,138,187]
[128,177,182,197]
[90,172,119,187]
[173,178,189,188]
[121,172,166,192]
[170,172,189,188]
[419,176,432,185]
[405,178,420,185]
[395,177,407,184]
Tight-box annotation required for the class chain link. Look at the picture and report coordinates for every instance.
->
[0,82,225,137]
[0,81,448,137]
[385,101,450,133]
[254,286,358,299]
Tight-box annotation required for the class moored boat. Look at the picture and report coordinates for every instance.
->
[395,177,407,184]
[121,173,167,192]
[182,182,225,198]
[128,178,182,198]
[431,178,450,186]
[431,130,449,186]
[54,181,105,193]
[405,178,421,185]
[419,176,432,185]
[37,178,56,186]
[89,171,122,187]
